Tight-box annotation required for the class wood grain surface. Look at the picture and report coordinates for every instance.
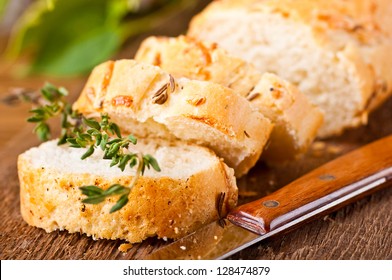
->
[0,0,391,260]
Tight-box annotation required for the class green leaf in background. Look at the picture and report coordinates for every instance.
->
[4,0,197,77]
[6,0,134,76]
[30,27,121,75]
[0,0,9,19]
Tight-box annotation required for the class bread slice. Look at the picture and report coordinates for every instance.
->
[188,0,392,137]
[18,139,238,243]
[135,35,323,162]
[73,59,273,177]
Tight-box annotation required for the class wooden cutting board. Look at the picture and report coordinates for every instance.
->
[0,94,391,260]
[0,0,391,259]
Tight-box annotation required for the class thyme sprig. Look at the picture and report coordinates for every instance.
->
[79,184,131,214]
[65,114,160,173]
[27,83,70,141]
[27,83,161,213]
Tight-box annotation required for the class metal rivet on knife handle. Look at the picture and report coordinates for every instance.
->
[262,200,280,208]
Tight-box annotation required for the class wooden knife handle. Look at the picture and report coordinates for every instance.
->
[228,135,392,235]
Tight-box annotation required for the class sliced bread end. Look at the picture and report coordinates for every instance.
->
[18,139,238,243]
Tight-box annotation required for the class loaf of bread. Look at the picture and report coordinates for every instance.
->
[73,59,273,177]
[18,139,238,243]
[24,0,387,246]
[188,0,392,137]
[135,35,323,161]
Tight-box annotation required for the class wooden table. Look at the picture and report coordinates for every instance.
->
[0,1,391,260]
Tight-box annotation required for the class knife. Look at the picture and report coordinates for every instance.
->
[145,135,392,260]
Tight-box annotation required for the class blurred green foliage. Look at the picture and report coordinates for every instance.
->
[3,0,195,77]
[0,0,8,18]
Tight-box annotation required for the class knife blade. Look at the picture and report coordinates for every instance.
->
[145,135,392,260]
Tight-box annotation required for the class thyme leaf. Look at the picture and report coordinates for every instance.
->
[27,83,161,213]
[79,184,131,213]
[27,82,69,141]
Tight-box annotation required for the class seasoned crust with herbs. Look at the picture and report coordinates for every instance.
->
[73,59,273,177]
[135,35,323,162]
[188,0,392,137]
[18,139,238,243]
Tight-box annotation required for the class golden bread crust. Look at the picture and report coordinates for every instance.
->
[18,145,237,243]
[73,59,273,176]
[188,0,392,137]
[135,36,323,161]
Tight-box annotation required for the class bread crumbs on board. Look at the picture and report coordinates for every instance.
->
[119,243,133,252]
